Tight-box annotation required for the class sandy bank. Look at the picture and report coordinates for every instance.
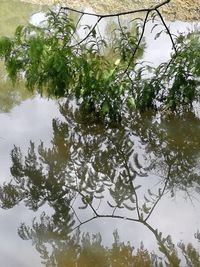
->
[20,0,200,21]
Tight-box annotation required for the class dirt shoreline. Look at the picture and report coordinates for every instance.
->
[20,0,200,21]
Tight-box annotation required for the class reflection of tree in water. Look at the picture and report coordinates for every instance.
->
[133,111,200,195]
[0,101,200,266]
[17,218,200,267]
[0,75,33,113]
[0,42,34,113]
[0,0,42,113]
[19,220,156,267]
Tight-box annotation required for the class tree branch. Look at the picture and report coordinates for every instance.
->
[72,213,140,232]
[155,8,177,53]
[61,0,170,18]
[144,163,172,222]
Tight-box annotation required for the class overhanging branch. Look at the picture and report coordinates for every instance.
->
[61,0,171,18]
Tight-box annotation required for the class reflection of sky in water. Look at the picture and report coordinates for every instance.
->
[0,96,61,179]
[0,206,41,267]
[74,178,200,251]
[144,20,200,66]
[0,8,200,266]
[0,97,60,266]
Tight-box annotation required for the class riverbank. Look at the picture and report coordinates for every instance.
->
[20,0,200,21]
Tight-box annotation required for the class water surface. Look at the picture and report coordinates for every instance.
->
[0,1,200,266]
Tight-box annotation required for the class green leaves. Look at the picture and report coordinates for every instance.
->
[28,36,44,62]
[0,36,13,58]
[1,8,200,119]
[102,101,110,114]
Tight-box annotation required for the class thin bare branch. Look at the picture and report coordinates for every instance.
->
[155,8,177,53]
[122,10,150,75]
[72,213,140,232]
[60,0,172,52]
[144,163,172,222]
[70,16,102,47]
[61,0,170,18]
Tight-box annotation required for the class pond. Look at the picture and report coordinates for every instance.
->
[0,1,200,266]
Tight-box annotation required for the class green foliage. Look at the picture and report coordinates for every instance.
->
[1,9,200,118]
[0,37,13,58]
[107,22,145,64]
[151,32,200,112]
[0,11,136,120]
[0,8,143,120]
